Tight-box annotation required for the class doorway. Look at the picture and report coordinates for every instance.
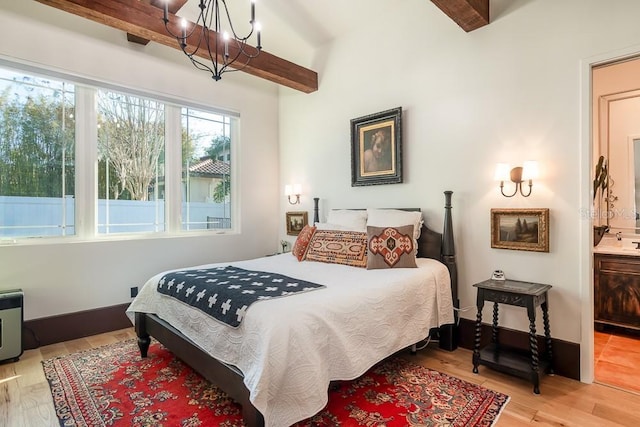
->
[591,56,640,394]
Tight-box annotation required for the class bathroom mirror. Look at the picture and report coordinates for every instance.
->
[597,90,640,232]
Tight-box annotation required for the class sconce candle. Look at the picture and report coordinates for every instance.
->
[494,163,511,182]
[522,160,539,181]
[285,184,301,204]
[495,161,538,197]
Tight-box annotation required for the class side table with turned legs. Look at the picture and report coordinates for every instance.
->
[472,279,553,394]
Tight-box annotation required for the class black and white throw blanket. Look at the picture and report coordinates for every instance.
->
[157,265,325,327]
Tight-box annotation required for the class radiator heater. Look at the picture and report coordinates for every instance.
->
[0,289,23,363]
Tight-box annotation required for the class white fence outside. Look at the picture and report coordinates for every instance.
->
[0,196,231,238]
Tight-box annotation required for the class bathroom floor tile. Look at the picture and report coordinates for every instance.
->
[594,331,640,394]
[595,360,640,393]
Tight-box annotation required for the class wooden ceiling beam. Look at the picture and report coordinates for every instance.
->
[35,0,319,93]
[431,0,489,32]
[127,0,188,46]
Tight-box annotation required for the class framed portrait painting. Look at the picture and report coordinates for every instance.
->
[286,211,308,236]
[490,208,549,252]
[350,107,402,186]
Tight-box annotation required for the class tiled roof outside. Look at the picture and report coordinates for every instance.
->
[189,158,230,176]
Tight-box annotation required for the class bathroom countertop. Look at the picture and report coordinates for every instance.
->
[594,246,640,255]
[594,237,640,255]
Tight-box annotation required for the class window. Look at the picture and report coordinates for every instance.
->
[97,90,165,234]
[181,108,232,231]
[0,62,238,241]
[0,69,75,238]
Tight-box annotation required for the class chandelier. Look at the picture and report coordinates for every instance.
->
[162,0,262,81]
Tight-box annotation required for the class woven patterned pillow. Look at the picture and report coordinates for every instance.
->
[304,230,368,268]
[292,225,316,261]
[367,225,417,269]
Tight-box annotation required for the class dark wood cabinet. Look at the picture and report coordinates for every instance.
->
[594,253,640,331]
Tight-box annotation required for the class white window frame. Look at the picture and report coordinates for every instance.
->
[0,60,240,244]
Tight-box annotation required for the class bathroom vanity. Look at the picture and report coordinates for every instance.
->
[593,249,640,332]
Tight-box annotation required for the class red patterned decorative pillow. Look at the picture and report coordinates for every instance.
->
[292,225,317,261]
[367,225,417,269]
[304,230,368,268]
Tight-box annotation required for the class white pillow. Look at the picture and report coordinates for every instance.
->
[366,208,423,240]
[315,222,352,231]
[325,210,368,232]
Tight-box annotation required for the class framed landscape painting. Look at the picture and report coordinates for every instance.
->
[350,107,402,186]
[491,208,549,252]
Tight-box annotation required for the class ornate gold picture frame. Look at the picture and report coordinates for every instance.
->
[491,208,549,252]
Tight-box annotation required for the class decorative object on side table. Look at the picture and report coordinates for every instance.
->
[472,278,553,394]
[286,211,308,236]
[350,107,402,186]
[491,208,549,252]
[490,270,505,281]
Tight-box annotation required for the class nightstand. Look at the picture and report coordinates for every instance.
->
[472,279,553,394]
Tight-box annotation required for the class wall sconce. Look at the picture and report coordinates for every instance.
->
[494,161,539,197]
[285,184,301,205]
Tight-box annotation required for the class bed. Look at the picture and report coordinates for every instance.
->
[127,191,459,427]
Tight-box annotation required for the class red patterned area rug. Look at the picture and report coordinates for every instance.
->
[42,339,509,427]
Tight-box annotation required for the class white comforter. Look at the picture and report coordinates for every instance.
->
[126,254,454,427]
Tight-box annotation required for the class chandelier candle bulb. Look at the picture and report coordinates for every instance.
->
[163,0,168,23]
[251,0,255,23]
[256,22,262,49]
[181,18,187,41]
[224,32,229,57]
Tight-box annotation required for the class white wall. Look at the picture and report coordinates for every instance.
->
[278,0,640,351]
[0,2,281,320]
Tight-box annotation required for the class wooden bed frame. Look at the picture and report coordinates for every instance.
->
[134,191,459,427]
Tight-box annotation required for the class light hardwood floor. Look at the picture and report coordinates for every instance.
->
[1,327,639,426]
